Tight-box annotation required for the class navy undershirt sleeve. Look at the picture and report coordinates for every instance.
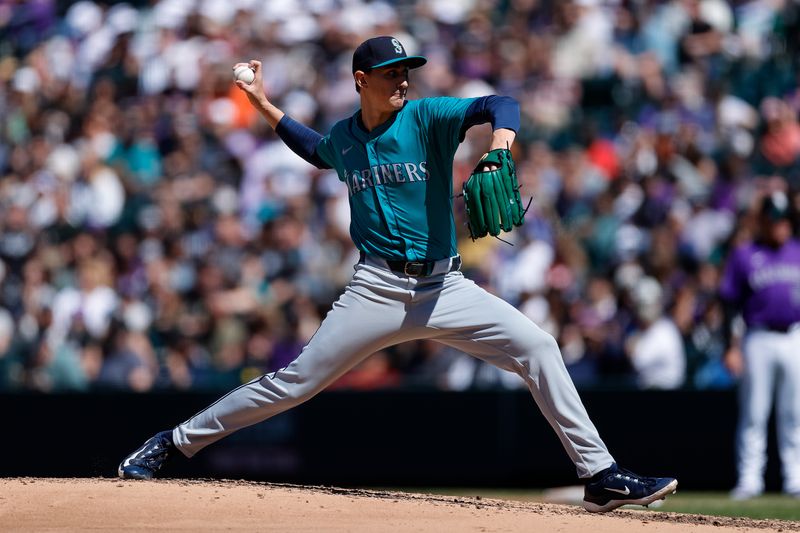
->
[459,95,520,141]
[275,115,331,169]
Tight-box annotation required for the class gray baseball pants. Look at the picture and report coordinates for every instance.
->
[173,257,615,478]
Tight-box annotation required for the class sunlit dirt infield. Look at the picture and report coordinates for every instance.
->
[1,478,798,532]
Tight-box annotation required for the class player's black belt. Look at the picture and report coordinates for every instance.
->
[763,322,800,333]
[359,252,462,277]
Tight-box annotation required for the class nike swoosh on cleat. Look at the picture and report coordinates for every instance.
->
[122,442,150,467]
[607,486,630,496]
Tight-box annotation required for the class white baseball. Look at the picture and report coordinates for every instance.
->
[234,65,255,84]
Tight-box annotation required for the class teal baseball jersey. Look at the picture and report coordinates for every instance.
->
[315,97,478,261]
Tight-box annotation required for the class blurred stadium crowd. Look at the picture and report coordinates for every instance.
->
[1,0,799,393]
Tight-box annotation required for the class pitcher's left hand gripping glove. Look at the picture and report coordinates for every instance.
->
[462,148,529,239]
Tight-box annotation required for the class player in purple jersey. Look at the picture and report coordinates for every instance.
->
[720,189,800,499]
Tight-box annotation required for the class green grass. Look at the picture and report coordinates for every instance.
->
[653,492,800,521]
[392,488,800,521]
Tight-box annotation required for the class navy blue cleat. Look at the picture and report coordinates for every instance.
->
[118,430,175,480]
[583,463,678,513]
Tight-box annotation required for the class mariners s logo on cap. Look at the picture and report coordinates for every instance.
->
[391,38,403,54]
[352,36,427,73]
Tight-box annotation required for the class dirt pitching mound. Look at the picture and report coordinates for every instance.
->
[0,478,797,532]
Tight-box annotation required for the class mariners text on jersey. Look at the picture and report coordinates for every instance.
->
[346,161,429,195]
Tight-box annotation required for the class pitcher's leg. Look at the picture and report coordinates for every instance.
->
[174,268,411,457]
[428,273,613,478]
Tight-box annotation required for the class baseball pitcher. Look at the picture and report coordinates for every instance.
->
[118,36,677,513]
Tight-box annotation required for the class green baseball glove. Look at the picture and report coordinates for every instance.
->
[462,148,528,240]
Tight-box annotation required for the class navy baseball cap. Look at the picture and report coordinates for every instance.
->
[761,191,791,220]
[352,36,427,73]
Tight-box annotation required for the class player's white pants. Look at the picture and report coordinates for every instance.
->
[736,327,800,494]
[173,261,615,478]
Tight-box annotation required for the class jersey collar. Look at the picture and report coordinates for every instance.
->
[352,101,409,141]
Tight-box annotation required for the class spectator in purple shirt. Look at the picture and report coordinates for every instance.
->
[720,189,800,500]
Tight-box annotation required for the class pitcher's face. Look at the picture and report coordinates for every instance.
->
[361,65,410,112]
